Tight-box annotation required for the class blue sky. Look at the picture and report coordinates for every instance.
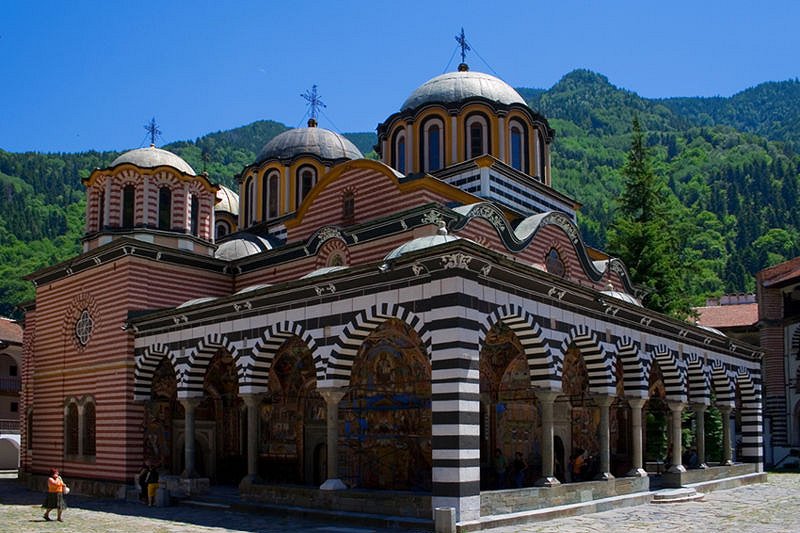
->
[2,0,798,153]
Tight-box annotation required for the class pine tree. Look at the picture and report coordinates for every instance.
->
[608,116,690,317]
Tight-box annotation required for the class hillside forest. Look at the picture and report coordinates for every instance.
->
[1,71,799,319]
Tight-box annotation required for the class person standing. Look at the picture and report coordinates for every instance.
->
[137,463,149,503]
[512,451,528,488]
[42,468,67,522]
[493,448,508,489]
[145,464,160,506]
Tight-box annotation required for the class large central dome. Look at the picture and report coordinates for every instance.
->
[255,126,363,164]
[401,68,527,111]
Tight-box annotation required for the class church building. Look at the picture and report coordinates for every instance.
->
[19,55,764,528]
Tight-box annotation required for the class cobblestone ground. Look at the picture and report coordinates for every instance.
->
[1,472,799,533]
[486,472,800,533]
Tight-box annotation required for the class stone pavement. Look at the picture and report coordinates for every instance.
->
[485,472,800,533]
[1,472,799,533]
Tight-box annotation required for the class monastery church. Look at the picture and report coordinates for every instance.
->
[19,50,764,527]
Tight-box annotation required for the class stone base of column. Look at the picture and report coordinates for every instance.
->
[238,474,263,488]
[534,476,561,487]
[178,476,209,496]
[668,464,687,474]
[594,471,615,481]
[721,459,733,466]
[320,478,347,491]
[695,462,708,470]
[625,467,648,477]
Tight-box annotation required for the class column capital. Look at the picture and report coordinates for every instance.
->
[179,397,203,410]
[241,393,264,408]
[691,402,708,413]
[717,404,733,414]
[593,394,615,408]
[534,389,560,404]
[627,397,647,409]
[667,400,686,413]
[318,387,348,405]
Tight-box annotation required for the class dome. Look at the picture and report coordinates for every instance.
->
[401,68,527,111]
[301,266,349,279]
[255,126,363,164]
[214,233,272,260]
[384,222,463,261]
[600,290,643,307]
[110,145,196,175]
[216,185,239,216]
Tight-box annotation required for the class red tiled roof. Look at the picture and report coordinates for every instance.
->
[694,303,758,329]
[758,256,800,287]
[0,317,22,344]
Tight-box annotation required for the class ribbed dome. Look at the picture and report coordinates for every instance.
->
[401,69,526,111]
[110,145,196,175]
[384,222,464,261]
[214,233,272,260]
[216,185,239,216]
[256,127,363,164]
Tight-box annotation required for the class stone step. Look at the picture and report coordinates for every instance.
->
[651,488,705,504]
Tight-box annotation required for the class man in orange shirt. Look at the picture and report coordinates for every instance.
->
[42,468,67,522]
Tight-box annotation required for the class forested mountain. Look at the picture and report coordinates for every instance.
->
[1,70,799,318]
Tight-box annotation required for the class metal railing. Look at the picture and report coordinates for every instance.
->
[0,418,19,433]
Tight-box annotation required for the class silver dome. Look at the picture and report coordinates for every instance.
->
[401,70,527,111]
[110,145,196,176]
[256,127,363,164]
[216,185,239,216]
[215,233,272,260]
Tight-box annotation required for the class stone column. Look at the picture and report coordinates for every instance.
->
[319,387,347,490]
[667,401,686,473]
[595,395,614,480]
[241,394,262,483]
[626,398,648,477]
[535,390,560,486]
[692,403,708,468]
[180,398,202,478]
[719,405,733,466]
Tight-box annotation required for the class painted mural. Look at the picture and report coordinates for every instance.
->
[341,319,432,491]
[259,336,323,483]
[143,358,179,470]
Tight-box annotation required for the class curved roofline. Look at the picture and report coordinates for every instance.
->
[253,127,362,166]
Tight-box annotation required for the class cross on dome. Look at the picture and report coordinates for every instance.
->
[301,85,326,128]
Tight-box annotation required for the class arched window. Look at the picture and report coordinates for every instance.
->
[536,130,545,179]
[122,184,135,228]
[296,166,316,209]
[392,130,406,174]
[190,195,199,236]
[65,402,79,456]
[83,401,96,456]
[545,248,566,278]
[262,170,280,220]
[466,115,489,159]
[342,190,355,223]
[243,176,254,226]
[97,189,105,231]
[158,186,171,230]
[216,221,229,239]
[509,120,527,172]
[422,118,444,172]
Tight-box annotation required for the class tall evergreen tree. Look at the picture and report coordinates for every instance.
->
[608,116,690,317]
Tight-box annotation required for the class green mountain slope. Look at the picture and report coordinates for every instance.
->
[1,71,799,318]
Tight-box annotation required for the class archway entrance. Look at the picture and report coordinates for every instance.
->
[258,336,324,485]
[143,358,181,472]
[341,318,431,491]
[479,322,539,489]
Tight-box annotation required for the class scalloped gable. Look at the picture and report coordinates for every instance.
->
[451,203,636,294]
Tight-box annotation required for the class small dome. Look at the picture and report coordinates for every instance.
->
[384,222,462,261]
[600,290,643,307]
[401,69,526,111]
[255,126,363,164]
[177,296,217,309]
[110,145,196,175]
[216,185,239,216]
[214,233,272,260]
[301,266,349,279]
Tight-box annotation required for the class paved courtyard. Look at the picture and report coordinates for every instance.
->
[0,472,798,532]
